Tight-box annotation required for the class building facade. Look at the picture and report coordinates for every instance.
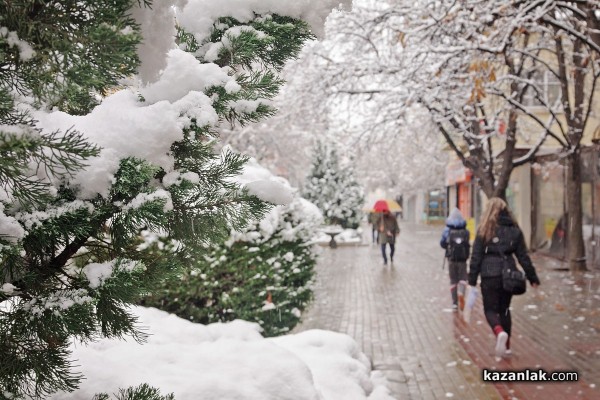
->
[443,145,600,269]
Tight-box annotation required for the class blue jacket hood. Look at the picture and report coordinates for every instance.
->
[445,208,467,229]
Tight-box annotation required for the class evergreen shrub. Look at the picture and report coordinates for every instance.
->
[143,192,322,337]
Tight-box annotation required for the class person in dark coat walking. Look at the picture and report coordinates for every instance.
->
[468,198,540,357]
[440,208,470,311]
[376,208,400,265]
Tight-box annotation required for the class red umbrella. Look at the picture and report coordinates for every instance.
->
[370,199,402,212]
[373,200,390,212]
[363,199,402,212]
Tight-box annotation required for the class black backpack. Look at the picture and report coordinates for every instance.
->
[447,229,470,261]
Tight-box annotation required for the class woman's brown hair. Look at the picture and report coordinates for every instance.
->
[477,197,513,243]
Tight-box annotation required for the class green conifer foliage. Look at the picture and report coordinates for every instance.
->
[0,2,315,398]
[137,13,318,338]
[178,14,313,125]
[303,142,364,228]
[93,383,174,400]
[142,197,320,337]
[0,0,132,206]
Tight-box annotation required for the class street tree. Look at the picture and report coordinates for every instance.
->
[520,0,600,271]
[309,0,600,270]
[0,0,340,397]
[354,105,448,196]
[414,0,600,271]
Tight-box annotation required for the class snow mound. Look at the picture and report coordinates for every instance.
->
[55,306,393,400]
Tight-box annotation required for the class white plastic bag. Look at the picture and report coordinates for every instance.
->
[463,285,478,323]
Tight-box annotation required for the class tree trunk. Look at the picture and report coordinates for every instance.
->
[565,150,587,271]
[492,186,507,201]
[467,159,510,201]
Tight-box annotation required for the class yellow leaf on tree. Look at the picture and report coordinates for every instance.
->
[398,32,406,47]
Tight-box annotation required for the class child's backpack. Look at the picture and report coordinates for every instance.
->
[447,229,470,261]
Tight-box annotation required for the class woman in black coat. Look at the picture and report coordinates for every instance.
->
[468,197,540,357]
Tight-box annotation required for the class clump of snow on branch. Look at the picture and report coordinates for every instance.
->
[16,200,95,230]
[33,90,185,199]
[230,157,322,243]
[235,157,295,206]
[0,209,25,243]
[1,283,18,295]
[0,27,36,60]
[130,1,178,83]
[21,289,94,315]
[121,190,174,213]
[82,259,141,289]
[139,49,230,104]
[177,0,352,43]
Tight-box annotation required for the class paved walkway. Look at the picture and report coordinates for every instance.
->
[293,222,600,399]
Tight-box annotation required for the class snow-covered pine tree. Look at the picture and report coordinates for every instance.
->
[302,141,329,211]
[336,156,364,229]
[0,1,315,398]
[303,142,364,228]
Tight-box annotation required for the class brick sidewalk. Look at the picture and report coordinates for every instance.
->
[454,250,600,400]
[294,223,600,399]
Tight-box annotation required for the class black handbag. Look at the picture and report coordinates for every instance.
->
[501,254,526,295]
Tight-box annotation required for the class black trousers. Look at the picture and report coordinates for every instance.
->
[448,260,467,305]
[481,277,513,336]
[380,243,395,263]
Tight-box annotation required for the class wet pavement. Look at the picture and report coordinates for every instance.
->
[293,222,600,399]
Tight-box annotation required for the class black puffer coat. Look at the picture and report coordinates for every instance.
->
[468,210,540,286]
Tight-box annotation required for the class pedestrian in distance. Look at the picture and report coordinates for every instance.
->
[368,211,380,244]
[468,197,540,358]
[440,208,470,312]
[377,208,400,265]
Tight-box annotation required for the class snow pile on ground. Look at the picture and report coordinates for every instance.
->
[54,307,393,400]
[313,226,363,245]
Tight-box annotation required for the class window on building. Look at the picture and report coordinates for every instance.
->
[523,70,562,108]
[426,190,447,219]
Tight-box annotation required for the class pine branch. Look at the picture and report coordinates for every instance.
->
[94,383,175,400]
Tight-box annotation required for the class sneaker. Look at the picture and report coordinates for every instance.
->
[452,304,458,312]
[504,349,513,357]
[495,331,508,357]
